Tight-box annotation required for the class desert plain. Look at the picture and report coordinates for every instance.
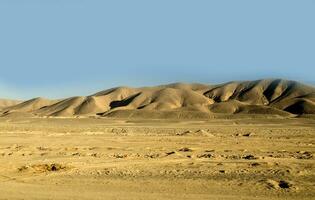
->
[0,117,314,200]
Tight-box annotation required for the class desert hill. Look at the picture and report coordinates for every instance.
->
[1,79,314,118]
[0,99,22,110]
[205,79,315,115]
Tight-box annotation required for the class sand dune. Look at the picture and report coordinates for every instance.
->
[1,79,314,118]
[2,97,58,113]
[0,99,22,110]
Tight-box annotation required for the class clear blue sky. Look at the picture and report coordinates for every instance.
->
[0,0,314,99]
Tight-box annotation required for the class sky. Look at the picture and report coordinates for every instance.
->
[0,0,314,100]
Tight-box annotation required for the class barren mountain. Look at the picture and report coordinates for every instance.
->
[1,79,314,118]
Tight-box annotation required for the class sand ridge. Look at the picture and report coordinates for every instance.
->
[0,99,22,110]
[1,79,314,118]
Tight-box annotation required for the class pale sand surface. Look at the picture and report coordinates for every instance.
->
[0,117,314,200]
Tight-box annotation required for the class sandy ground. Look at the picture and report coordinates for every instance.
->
[0,117,314,200]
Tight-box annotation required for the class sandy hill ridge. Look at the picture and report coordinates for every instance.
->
[1,79,314,118]
[205,79,315,115]
[0,99,22,110]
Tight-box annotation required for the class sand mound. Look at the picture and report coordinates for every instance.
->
[0,99,22,110]
[209,100,291,116]
[205,79,314,116]
[209,100,243,114]
[113,88,213,111]
[1,79,314,118]
[2,97,58,113]
[283,99,315,114]
[103,109,213,119]
[35,96,86,116]
[1,111,35,118]
[204,79,314,105]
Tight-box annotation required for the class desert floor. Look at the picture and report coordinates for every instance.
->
[0,116,314,200]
